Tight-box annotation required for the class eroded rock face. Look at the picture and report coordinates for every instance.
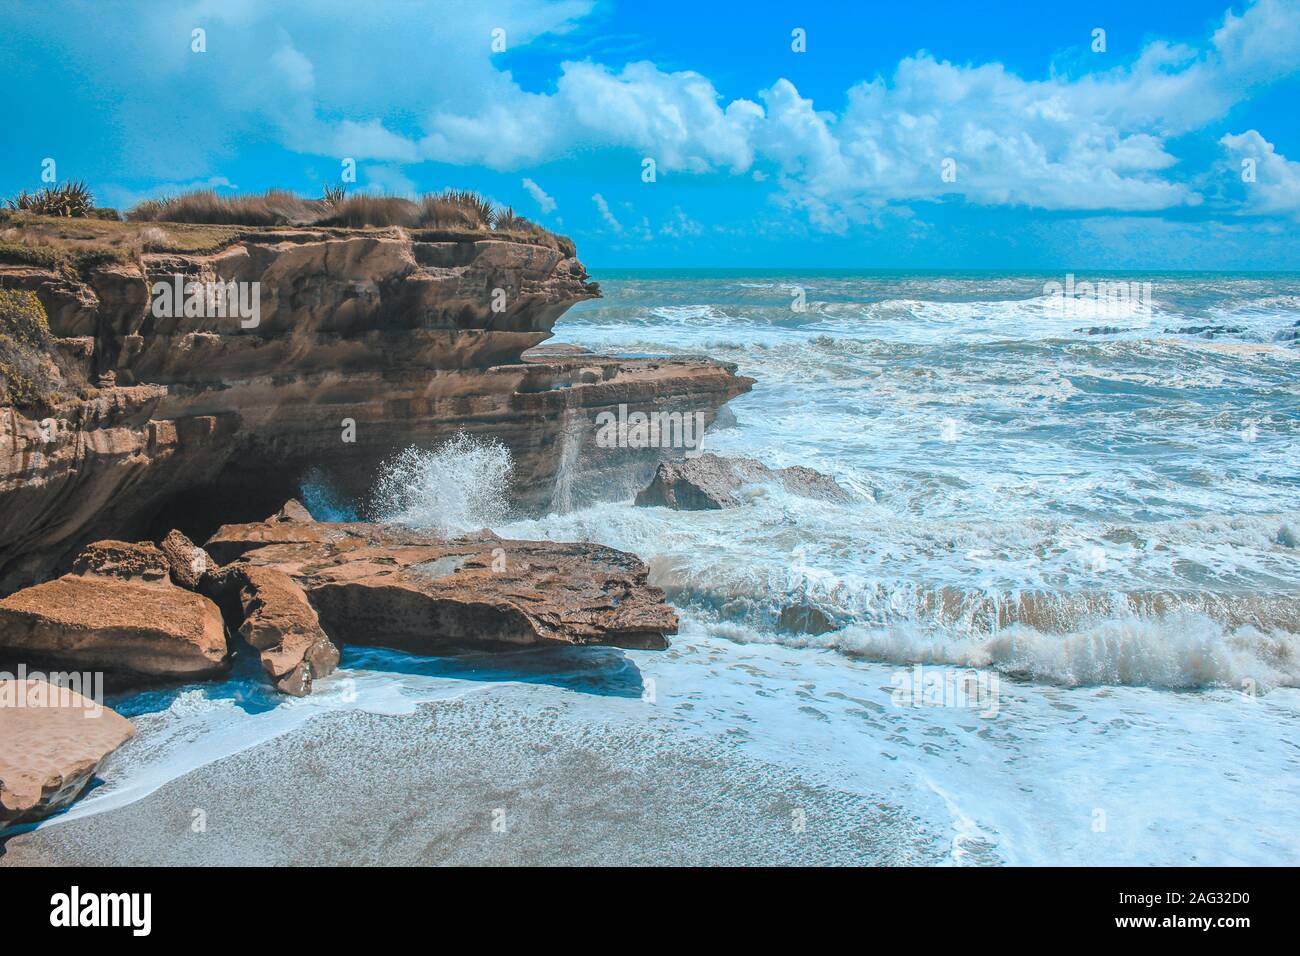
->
[0,679,135,826]
[234,565,340,697]
[635,454,852,510]
[0,230,752,592]
[0,540,228,679]
[206,515,677,653]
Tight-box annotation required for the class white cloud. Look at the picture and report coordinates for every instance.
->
[15,0,1299,231]
[1219,130,1300,217]
[362,164,416,197]
[270,41,314,93]
[521,177,557,214]
[591,193,621,231]
[407,0,1300,223]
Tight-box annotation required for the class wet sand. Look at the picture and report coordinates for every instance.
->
[0,692,941,866]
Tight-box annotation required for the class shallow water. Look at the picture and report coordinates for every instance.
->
[13,271,1299,865]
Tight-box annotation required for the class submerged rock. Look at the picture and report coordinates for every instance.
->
[777,604,836,635]
[206,515,677,653]
[0,678,135,826]
[0,540,228,679]
[635,453,852,510]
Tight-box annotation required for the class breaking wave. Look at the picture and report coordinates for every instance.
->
[369,433,514,533]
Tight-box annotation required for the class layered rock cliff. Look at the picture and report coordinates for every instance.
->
[0,224,752,592]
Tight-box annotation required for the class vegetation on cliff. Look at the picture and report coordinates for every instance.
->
[6,180,106,218]
[125,187,575,256]
[0,184,577,274]
[0,289,69,409]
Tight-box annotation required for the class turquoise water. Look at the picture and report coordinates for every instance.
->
[32,271,1300,865]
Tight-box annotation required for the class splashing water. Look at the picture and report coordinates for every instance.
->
[369,433,514,533]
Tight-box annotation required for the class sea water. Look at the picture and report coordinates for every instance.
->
[23,271,1300,865]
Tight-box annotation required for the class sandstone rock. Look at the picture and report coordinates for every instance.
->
[0,227,752,592]
[635,454,852,510]
[273,499,314,524]
[235,566,339,696]
[71,539,170,581]
[0,679,135,825]
[207,518,677,653]
[0,541,228,678]
[157,529,214,590]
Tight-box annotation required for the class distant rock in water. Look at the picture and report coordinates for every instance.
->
[1164,324,1246,338]
[1074,326,1135,336]
[635,453,852,510]
[0,679,135,825]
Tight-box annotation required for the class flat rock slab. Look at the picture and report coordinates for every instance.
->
[0,569,228,679]
[0,679,134,826]
[635,453,852,510]
[207,518,677,652]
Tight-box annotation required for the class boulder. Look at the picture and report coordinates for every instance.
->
[777,603,836,635]
[635,454,852,510]
[0,541,228,679]
[157,529,214,590]
[206,517,677,653]
[272,498,314,524]
[236,566,339,696]
[0,679,135,825]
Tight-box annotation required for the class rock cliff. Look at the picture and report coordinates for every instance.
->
[0,224,752,592]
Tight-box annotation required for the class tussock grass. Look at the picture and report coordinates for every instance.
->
[128,189,323,227]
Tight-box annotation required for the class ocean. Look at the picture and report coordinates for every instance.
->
[12,271,1299,866]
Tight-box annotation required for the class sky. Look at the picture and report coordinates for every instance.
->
[2,0,1299,269]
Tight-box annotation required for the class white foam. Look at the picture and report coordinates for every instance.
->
[370,433,513,533]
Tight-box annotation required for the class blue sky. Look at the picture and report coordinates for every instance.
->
[2,0,1299,269]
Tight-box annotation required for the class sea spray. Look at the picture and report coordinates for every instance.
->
[369,433,514,533]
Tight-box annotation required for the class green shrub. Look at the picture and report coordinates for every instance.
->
[0,289,64,408]
[0,241,65,270]
[7,181,96,217]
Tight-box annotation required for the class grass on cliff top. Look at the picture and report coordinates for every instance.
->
[0,288,71,410]
[0,187,578,268]
[0,210,241,274]
[127,188,577,257]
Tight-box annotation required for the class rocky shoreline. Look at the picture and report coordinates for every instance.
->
[0,221,752,593]
[0,214,761,826]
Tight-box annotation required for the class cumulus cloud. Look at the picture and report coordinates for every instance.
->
[9,0,1299,232]
[1219,130,1300,217]
[407,0,1300,223]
